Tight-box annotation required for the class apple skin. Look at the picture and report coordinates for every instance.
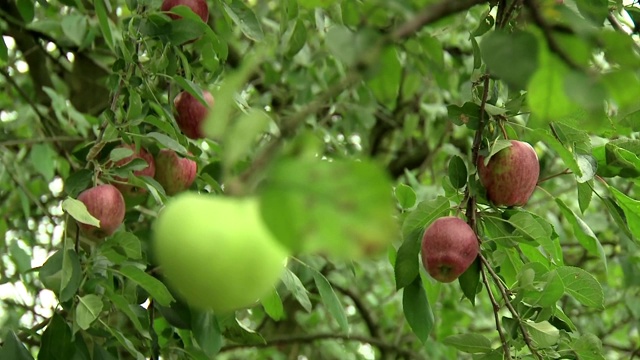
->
[421,216,479,283]
[113,145,156,197]
[153,193,289,312]
[77,184,126,239]
[174,91,215,139]
[154,149,197,195]
[161,0,209,23]
[477,140,540,207]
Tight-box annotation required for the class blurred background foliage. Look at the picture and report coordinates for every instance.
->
[1,0,640,359]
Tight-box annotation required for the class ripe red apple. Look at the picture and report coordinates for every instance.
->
[173,91,215,139]
[421,216,479,283]
[113,144,156,196]
[161,0,209,23]
[77,184,126,238]
[477,140,540,207]
[154,149,197,195]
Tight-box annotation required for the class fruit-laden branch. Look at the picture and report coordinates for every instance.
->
[219,333,423,359]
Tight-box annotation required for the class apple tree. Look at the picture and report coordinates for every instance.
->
[1,0,640,359]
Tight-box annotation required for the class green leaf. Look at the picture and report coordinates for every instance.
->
[259,158,399,259]
[261,288,284,321]
[75,294,104,330]
[570,333,606,360]
[458,258,480,304]
[217,314,266,345]
[109,147,134,162]
[366,46,402,109]
[64,169,93,198]
[577,180,593,213]
[16,0,35,22]
[106,291,146,333]
[401,196,451,240]
[191,310,222,357]
[29,143,56,181]
[442,333,493,354]
[104,232,142,260]
[115,265,175,307]
[482,139,512,165]
[281,268,312,312]
[299,0,338,8]
[527,58,581,128]
[95,0,114,51]
[168,18,205,44]
[575,154,597,183]
[480,30,538,89]
[146,132,188,155]
[39,249,82,302]
[9,240,31,275]
[284,19,307,57]
[555,199,607,271]
[447,102,484,130]
[394,228,422,290]
[576,0,608,25]
[530,128,581,177]
[0,36,8,64]
[556,266,604,309]
[525,321,559,348]
[395,183,417,209]
[222,109,270,168]
[312,271,349,333]
[38,313,75,360]
[402,277,434,343]
[448,155,467,189]
[61,14,87,46]
[608,187,640,242]
[524,270,565,307]
[62,197,100,227]
[222,0,264,41]
[0,331,34,360]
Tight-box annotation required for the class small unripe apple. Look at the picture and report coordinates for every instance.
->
[113,145,156,196]
[421,216,478,283]
[173,91,215,139]
[154,149,197,195]
[477,140,540,207]
[161,0,209,23]
[153,193,288,312]
[77,184,126,238]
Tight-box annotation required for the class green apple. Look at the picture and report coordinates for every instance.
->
[152,193,288,312]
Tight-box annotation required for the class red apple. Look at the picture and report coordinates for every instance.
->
[173,91,214,139]
[112,144,156,196]
[477,140,540,207]
[154,149,197,195]
[77,184,126,238]
[421,216,479,283]
[161,0,209,23]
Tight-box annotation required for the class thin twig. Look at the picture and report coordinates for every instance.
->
[481,265,511,358]
[480,253,542,359]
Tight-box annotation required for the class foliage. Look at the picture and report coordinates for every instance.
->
[1,0,640,359]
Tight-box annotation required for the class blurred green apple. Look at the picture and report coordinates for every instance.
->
[152,193,288,312]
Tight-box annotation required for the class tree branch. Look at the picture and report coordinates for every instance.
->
[391,0,489,40]
[481,264,511,358]
[522,0,584,71]
[220,332,423,359]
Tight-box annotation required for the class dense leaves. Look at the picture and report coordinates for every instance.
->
[0,0,639,359]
